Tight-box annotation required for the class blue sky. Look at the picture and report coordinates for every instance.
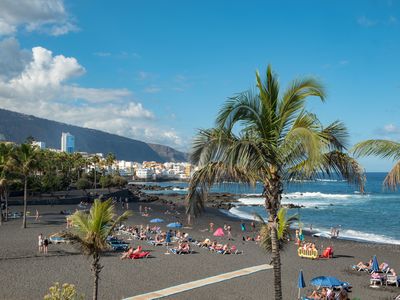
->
[0,0,399,171]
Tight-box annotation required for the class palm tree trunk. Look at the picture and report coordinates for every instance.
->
[94,164,97,191]
[92,253,101,300]
[264,175,283,300]
[0,194,3,225]
[22,176,27,228]
[5,188,8,222]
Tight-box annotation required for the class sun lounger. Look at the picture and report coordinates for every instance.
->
[370,273,385,286]
[385,274,399,287]
[298,247,318,259]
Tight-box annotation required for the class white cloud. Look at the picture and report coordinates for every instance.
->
[93,52,111,57]
[0,0,78,36]
[144,86,161,94]
[383,124,400,134]
[357,16,378,27]
[0,41,184,149]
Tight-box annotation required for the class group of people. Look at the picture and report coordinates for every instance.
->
[38,233,49,254]
[308,287,349,300]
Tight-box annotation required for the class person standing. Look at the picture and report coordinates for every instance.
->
[38,233,44,253]
[139,205,143,214]
[227,225,232,240]
[240,222,246,232]
[43,236,49,254]
[250,221,255,232]
[209,222,214,233]
[35,209,40,222]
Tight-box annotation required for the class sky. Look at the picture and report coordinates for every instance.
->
[0,0,399,171]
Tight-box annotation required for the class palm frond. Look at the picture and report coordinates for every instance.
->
[352,140,400,161]
[288,151,365,192]
[278,78,325,135]
[259,208,299,252]
[383,160,400,190]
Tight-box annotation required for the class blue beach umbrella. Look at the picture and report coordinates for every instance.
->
[310,276,343,288]
[167,222,182,228]
[371,255,379,272]
[150,218,164,223]
[298,270,306,299]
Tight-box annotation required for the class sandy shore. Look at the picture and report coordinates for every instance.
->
[0,201,399,300]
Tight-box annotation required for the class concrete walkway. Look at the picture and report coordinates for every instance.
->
[123,264,272,300]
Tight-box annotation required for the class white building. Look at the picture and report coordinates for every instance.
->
[33,141,46,149]
[136,168,155,179]
[61,132,75,153]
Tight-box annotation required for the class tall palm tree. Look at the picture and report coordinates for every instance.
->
[91,155,100,191]
[186,65,365,300]
[352,139,400,188]
[105,152,116,175]
[14,143,39,228]
[0,142,15,223]
[63,198,131,300]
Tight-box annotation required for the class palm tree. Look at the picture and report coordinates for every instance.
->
[105,152,116,175]
[256,208,299,253]
[186,65,365,300]
[0,142,14,223]
[14,143,39,228]
[91,155,100,191]
[352,139,400,189]
[63,198,131,300]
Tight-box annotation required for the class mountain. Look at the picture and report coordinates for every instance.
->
[0,108,187,162]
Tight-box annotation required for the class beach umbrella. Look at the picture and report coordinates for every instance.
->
[167,222,182,228]
[371,255,379,273]
[298,270,306,299]
[310,276,343,288]
[213,227,225,237]
[150,218,164,223]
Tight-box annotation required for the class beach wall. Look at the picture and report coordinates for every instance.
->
[7,188,136,206]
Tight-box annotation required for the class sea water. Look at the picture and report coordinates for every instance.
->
[138,173,400,245]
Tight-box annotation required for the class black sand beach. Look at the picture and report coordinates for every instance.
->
[0,201,399,300]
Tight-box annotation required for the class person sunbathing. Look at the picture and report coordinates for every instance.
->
[120,247,134,259]
[210,241,223,251]
[198,238,211,247]
[356,258,372,269]
[379,262,389,272]
[308,288,327,300]
[131,246,142,255]
[155,234,165,244]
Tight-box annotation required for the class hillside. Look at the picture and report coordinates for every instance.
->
[0,108,187,162]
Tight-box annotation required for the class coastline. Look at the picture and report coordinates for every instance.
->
[1,200,399,299]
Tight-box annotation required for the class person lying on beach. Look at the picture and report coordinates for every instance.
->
[210,241,223,251]
[154,234,165,244]
[308,287,327,300]
[356,258,372,269]
[379,262,390,272]
[198,238,211,247]
[120,247,134,259]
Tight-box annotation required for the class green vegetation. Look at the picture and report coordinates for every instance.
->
[353,139,400,189]
[43,282,84,300]
[258,208,299,252]
[0,142,124,227]
[186,65,364,300]
[62,199,131,300]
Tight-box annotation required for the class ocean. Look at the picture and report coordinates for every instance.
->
[139,172,400,245]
